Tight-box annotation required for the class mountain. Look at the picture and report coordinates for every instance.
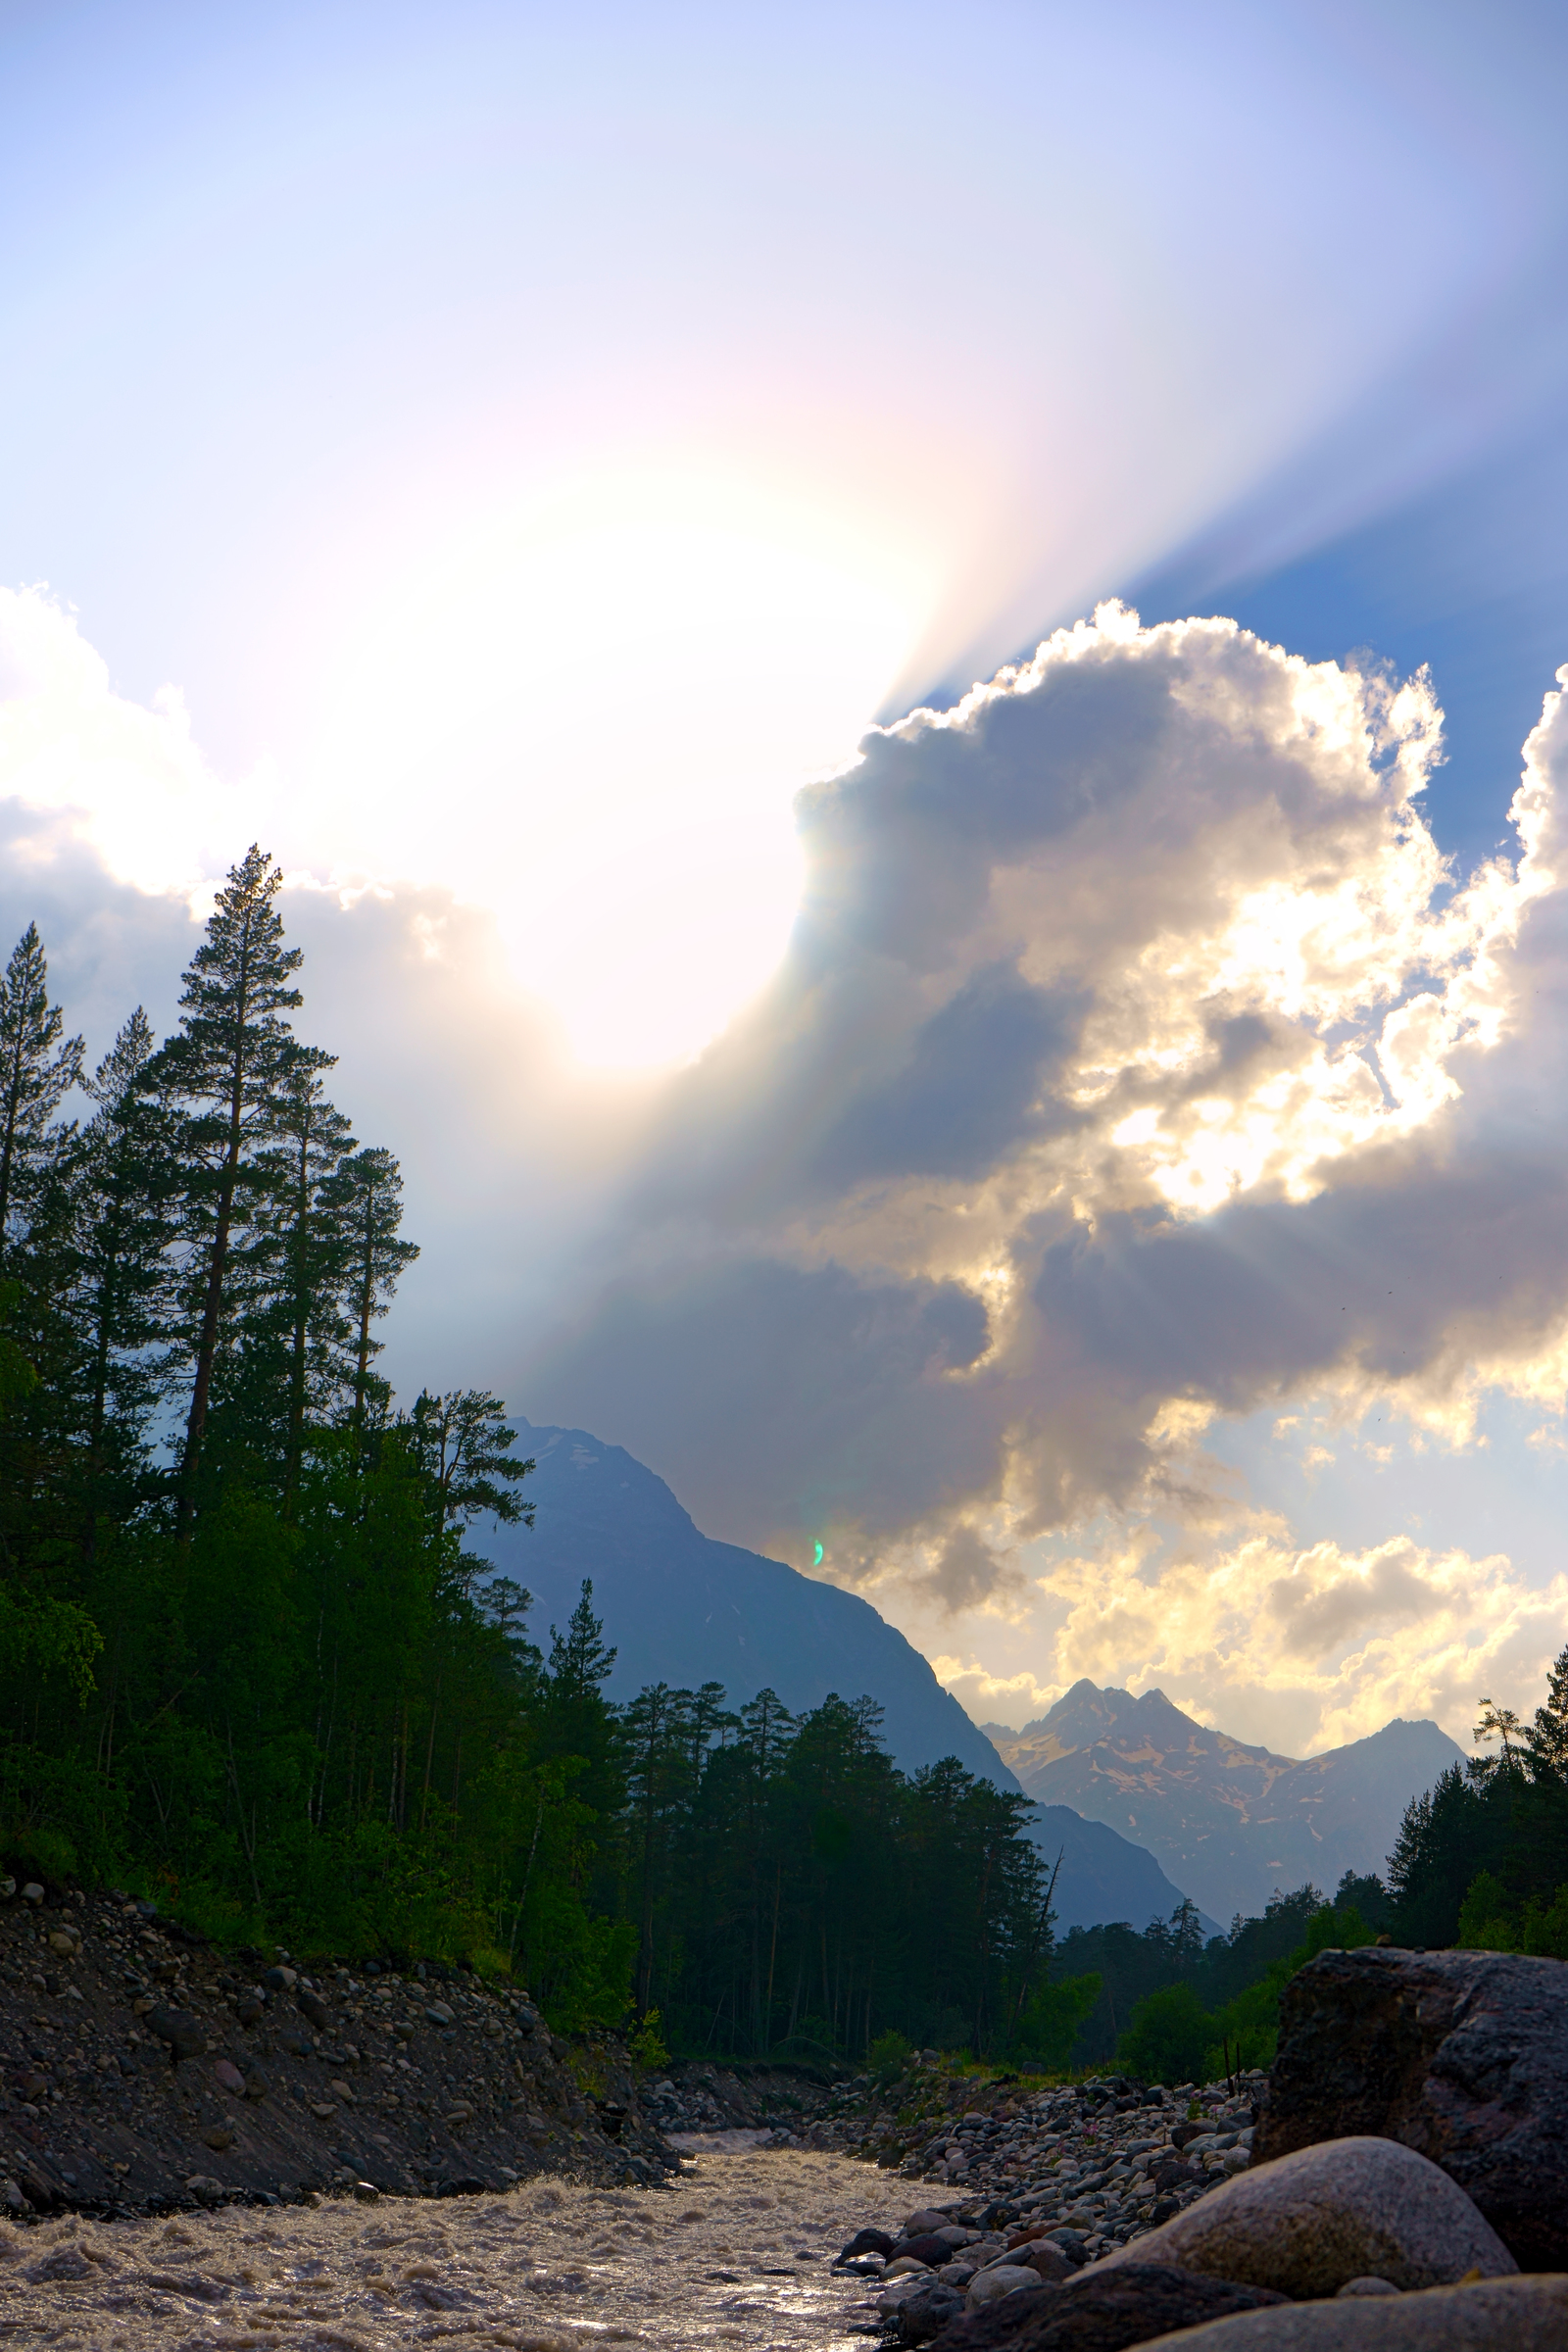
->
[478,1425,1220,1935]
[480,1421,1018,1788]
[1026,1804,1221,1938]
[985,1681,1466,1924]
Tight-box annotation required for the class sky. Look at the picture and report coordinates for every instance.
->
[4,0,1568,1762]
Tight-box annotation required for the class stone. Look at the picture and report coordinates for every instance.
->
[262,1965,296,1991]
[47,1929,79,1955]
[897,2283,968,2341]
[907,2206,956,2233]
[234,1996,265,2027]
[242,2064,270,2099]
[213,2059,245,2094]
[901,2233,961,2267]
[1095,2137,1515,2300]
[1255,1946,1568,2271]
[841,2228,898,2260]
[297,1988,329,2032]
[200,2125,234,2151]
[1128,2274,1568,2349]
[967,2264,1047,2309]
[353,2180,381,2202]
[888,2255,935,2278]
[425,2000,457,2026]
[1018,2242,1073,2285]
[927,2266,1287,2351]
[145,2006,206,2062]
[1335,2278,1398,2296]
[21,1883,43,1904]
[184,2174,224,2201]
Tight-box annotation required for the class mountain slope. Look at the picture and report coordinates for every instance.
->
[481,1422,1019,1788]
[987,1681,1464,1923]
[1027,1803,1221,1938]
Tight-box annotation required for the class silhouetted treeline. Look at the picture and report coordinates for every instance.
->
[0,860,1054,2057]
[1385,1655,1568,1955]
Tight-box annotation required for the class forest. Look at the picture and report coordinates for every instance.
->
[3,848,1557,2075]
[0,853,1053,2059]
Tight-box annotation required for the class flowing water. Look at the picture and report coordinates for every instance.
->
[0,2146,912,2351]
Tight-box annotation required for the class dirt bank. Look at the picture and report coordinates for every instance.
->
[0,1885,673,2212]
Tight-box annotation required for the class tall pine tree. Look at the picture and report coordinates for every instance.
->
[322,1144,418,1438]
[153,848,329,1530]
[0,924,82,1261]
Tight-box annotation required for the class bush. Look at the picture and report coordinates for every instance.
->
[868,2028,912,2084]
[1117,1982,1213,2083]
[1458,1870,1568,1958]
[628,2008,670,2071]
[1013,1973,1102,2069]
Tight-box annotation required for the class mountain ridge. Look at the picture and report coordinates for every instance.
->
[982,1678,1465,1922]
[480,1427,1218,1935]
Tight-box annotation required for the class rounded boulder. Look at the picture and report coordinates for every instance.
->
[1128,2273,1568,2350]
[966,2264,1045,2310]
[1094,2135,1516,2300]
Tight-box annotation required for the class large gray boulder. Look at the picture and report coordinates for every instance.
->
[926,2266,1287,2350]
[1133,2274,1568,2349]
[1255,1946,1568,2270]
[1092,2136,1514,2299]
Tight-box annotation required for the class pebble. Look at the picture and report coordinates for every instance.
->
[843,2064,1267,2264]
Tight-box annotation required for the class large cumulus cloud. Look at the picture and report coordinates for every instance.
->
[530,605,1568,1605]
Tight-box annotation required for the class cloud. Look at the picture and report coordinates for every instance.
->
[11,584,1568,1750]
[1013,1522,1568,1757]
[0,585,244,902]
[526,609,1568,1604]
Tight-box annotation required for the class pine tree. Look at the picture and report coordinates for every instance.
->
[71,1008,180,1541]
[153,848,328,1530]
[0,924,83,1262]
[404,1388,535,1545]
[251,1067,356,1506]
[320,1145,418,1437]
[547,1580,616,1702]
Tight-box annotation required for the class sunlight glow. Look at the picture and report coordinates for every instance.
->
[299,472,930,1067]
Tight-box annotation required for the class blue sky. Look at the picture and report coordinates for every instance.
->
[4,0,1568,1755]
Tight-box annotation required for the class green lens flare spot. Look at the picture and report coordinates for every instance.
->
[813,1541,823,1566]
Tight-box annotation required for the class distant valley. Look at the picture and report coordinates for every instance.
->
[982,1679,1465,1923]
[483,1425,1215,1933]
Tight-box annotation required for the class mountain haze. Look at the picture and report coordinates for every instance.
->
[484,1425,1219,1933]
[985,1681,1465,1923]
[485,1423,1018,1787]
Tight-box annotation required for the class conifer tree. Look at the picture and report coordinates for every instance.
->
[0,924,83,1261]
[153,848,328,1529]
[252,1067,356,1506]
[71,1008,180,1539]
[321,1144,418,1436]
[405,1388,535,1543]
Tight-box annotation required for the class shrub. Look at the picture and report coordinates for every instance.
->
[868,2028,912,2084]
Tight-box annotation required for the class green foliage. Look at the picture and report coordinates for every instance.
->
[1011,1973,1102,2069]
[628,2007,671,2072]
[868,2028,912,2083]
[1386,1644,1568,1949]
[1117,1982,1212,2083]
[0,880,1064,2067]
[1457,1869,1568,1957]
[1079,1887,1382,2084]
